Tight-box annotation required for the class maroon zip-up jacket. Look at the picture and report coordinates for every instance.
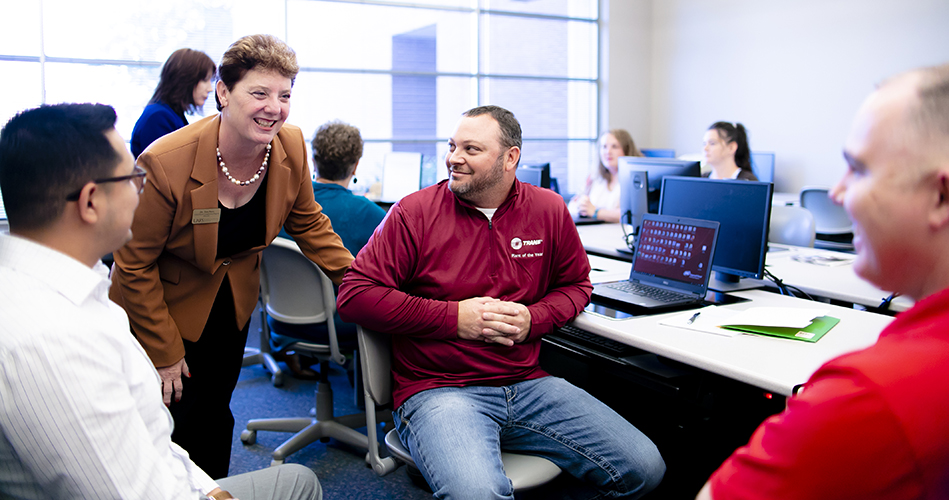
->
[338,179,592,408]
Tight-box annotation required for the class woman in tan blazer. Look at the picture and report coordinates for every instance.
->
[110,35,353,479]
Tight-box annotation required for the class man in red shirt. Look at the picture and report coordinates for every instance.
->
[698,65,949,500]
[339,105,665,499]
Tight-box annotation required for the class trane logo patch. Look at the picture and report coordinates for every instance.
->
[510,238,542,250]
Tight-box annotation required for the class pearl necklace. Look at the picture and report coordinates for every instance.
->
[217,143,271,186]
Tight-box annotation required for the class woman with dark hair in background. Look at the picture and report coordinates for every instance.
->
[131,48,216,158]
[703,121,758,181]
[111,35,352,478]
[569,128,642,223]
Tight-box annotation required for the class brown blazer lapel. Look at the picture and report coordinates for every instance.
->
[263,133,293,244]
[190,116,222,273]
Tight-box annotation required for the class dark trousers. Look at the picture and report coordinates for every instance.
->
[170,277,249,479]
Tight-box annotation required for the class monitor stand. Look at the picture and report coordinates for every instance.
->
[707,271,768,293]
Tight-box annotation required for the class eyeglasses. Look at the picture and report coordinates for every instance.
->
[65,165,148,201]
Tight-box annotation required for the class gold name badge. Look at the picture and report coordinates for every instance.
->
[192,208,222,225]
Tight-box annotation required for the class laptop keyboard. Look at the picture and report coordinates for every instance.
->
[554,324,633,356]
[601,281,690,303]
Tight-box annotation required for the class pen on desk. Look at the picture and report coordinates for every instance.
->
[687,312,701,324]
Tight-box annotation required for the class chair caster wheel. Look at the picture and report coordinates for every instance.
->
[271,459,284,467]
[240,430,256,445]
[272,373,284,387]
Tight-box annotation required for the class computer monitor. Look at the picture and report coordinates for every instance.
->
[750,151,775,183]
[659,177,773,290]
[617,156,701,213]
[618,166,648,230]
[640,148,676,158]
[381,152,423,203]
[516,163,551,189]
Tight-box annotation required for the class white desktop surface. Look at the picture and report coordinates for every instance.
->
[573,289,892,396]
[587,254,631,284]
[772,191,800,206]
[765,245,913,312]
[577,223,913,312]
[577,222,631,257]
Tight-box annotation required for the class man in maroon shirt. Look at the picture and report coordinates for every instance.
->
[339,106,665,499]
[698,65,949,500]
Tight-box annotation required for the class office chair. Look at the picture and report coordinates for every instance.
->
[799,187,854,252]
[357,325,562,491]
[241,315,283,386]
[240,238,369,465]
[769,205,816,247]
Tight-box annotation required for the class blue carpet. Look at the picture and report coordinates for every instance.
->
[229,308,431,500]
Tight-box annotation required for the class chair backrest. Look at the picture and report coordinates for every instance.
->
[260,237,344,364]
[769,205,816,247]
[799,187,853,234]
[356,326,392,407]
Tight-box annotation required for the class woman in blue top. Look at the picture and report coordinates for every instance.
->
[131,48,216,158]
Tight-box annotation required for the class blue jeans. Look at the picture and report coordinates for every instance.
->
[394,377,665,500]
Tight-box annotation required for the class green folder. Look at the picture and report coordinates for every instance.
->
[720,316,840,343]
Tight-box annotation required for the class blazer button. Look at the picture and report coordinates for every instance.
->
[223,259,231,266]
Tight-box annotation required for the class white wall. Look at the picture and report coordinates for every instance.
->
[603,0,653,145]
[607,0,949,192]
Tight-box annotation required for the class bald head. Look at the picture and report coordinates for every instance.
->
[832,63,949,301]
[881,64,949,163]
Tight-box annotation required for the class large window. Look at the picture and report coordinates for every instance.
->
[0,0,599,196]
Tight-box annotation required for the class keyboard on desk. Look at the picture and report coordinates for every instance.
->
[553,324,637,357]
[599,281,690,303]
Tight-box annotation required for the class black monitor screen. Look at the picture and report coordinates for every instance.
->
[618,156,701,212]
[515,163,551,189]
[658,177,773,281]
[618,165,648,228]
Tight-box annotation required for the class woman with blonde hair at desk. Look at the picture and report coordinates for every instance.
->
[703,121,758,181]
[110,34,352,479]
[569,128,643,222]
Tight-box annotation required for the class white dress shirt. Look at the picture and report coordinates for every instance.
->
[0,233,218,499]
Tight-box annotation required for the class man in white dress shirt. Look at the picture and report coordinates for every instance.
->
[0,103,321,500]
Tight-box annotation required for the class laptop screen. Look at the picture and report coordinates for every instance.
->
[632,218,717,287]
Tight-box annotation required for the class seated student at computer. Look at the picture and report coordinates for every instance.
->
[702,122,758,181]
[275,120,386,378]
[697,64,949,500]
[0,103,320,500]
[569,129,643,222]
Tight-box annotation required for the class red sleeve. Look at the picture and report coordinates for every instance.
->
[336,202,457,339]
[525,207,592,339]
[709,368,922,500]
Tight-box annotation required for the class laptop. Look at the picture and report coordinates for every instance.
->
[592,213,720,309]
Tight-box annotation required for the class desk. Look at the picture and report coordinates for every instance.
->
[765,245,913,312]
[578,222,913,312]
[578,222,633,260]
[572,289,891,396]
[772,191,800,206]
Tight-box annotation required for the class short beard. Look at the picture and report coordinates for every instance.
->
[449,152,506,202]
